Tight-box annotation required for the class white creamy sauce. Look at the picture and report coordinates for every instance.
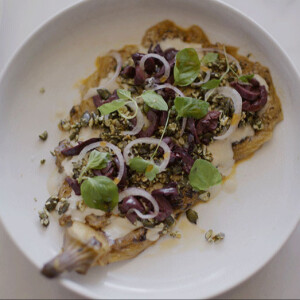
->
[146,223,164,241]
[159,38,202,51]
[61,157,76,178]
[159,38,204,59]
[208,125,255,176]
[103,216,142,241]
[66,191,105,222]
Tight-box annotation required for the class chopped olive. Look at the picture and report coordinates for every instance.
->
[40,159,46,165]
[39,131,48,141]
[186,209,198,224]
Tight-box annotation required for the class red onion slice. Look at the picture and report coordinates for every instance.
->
[75,141,124,185]
[123,137,171,172]
[198,48,242,75]
[140,54,170,82]
[121,101,144,136]
[84,51,122,99]
[119,188,159,219]
[152,83,184,97]
[192,69,211,86]
[205,87,242,140]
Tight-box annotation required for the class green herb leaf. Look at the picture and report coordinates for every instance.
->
[80,176,118,212]
[189,159,222,191]
[201,79,221,90]
[145,164,160,181]
[174,97,209,119]
[129,157,150,172]
[98,99,127,116]
[202,52,218,65]
[86,150,111,170]
[141,90,168,111]
[129,157,159,181]
[174,48,200,86]
[117,89,132,100]
[238,74,254,83]
[78,150,111,182]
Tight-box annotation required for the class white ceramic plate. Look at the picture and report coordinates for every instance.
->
[0,0,299,298]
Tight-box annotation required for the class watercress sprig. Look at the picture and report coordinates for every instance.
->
[174,97,209,119]
[189,159,222,191]
[78,150,111,183]
[80,176,118,212]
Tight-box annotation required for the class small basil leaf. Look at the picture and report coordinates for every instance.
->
[174,97,209,119]
[174,48,200,86]
[80,176,118,212]
[129,157,159,181]
[202,52,218,65]
[145,164,160,181]
[201,79,221,90]
[98,99,126,116]
[141,90,168,111]
[189,159,222,191]
[117,89,132,100]
[129,157,149,172]
[238,74,254,83]
[87,150,111,170]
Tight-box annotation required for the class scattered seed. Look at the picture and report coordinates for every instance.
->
[38,209,49,227]
[40,159,46,165]
[205,229,225,243]
[39,130,48,141]
[186,209,198,224]
[58,200,70,215]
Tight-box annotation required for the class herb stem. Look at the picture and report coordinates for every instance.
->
[219,46,230,82]
[150,110,171,160]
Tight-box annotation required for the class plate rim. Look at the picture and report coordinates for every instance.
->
[0,0,299,298]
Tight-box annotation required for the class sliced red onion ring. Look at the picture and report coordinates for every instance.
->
[198,48,242,75]
[140,54,170,82]
[84,52,122,99]
[74,141,124,185]
[123,137,171,172]
[205,87,242,140]
[152,83,184,97]
[119,188,159,219]
[192,69,211,86]
[121,101,144,136]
